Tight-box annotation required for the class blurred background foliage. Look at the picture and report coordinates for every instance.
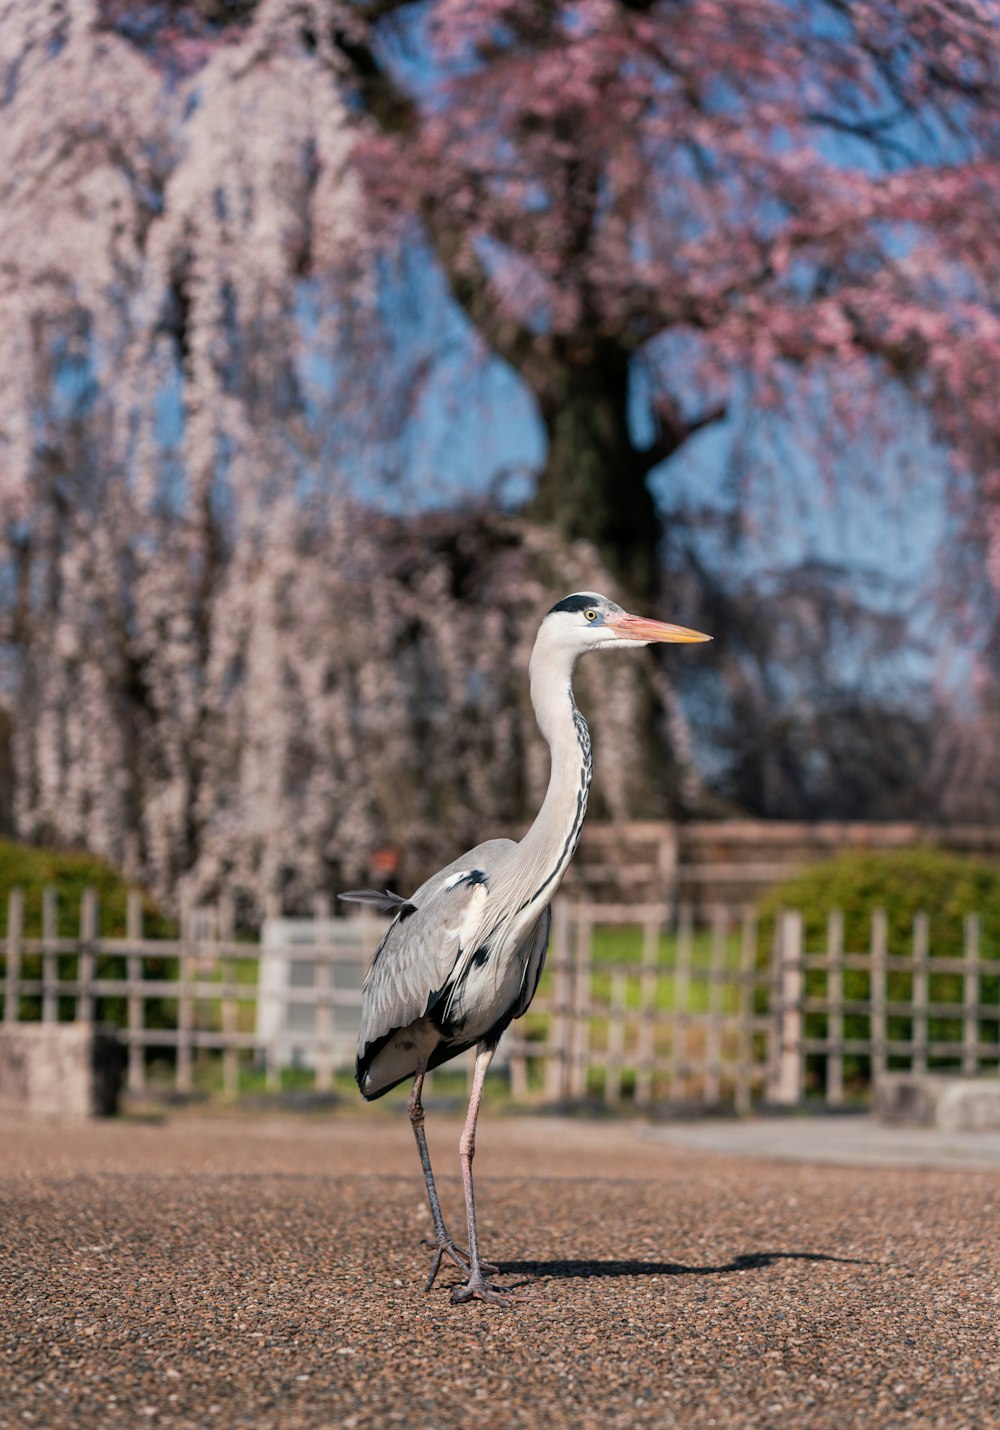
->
[4,0,1000,912]
[756,848,1000,1077]
[757,849,1000,962]
[0,841,173,938]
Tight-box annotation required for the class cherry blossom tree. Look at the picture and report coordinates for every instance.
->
[0,0,370,906]
[314,0,1000,598]
[188,507,689,912]
[58,0,1000,598]
[1,0,694,910]
[8,0,1000,910]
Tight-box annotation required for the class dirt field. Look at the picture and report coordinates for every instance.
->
[2,1107,998,1429]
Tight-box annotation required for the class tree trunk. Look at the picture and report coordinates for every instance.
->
[528,347,660,604]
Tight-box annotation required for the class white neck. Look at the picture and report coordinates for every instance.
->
[516,633,593,908]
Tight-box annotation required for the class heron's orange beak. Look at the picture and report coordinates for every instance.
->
[607,612,712,643]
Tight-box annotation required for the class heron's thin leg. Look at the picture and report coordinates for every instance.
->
[409,1062,449,1241]
[409,1060,484,1290]
[450,1042,515,1306]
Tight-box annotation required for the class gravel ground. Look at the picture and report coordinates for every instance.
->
[1,1109,998,1429]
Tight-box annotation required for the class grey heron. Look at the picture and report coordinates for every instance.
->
[341,591,710,1304]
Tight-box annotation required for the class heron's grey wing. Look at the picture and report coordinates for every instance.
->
[356,866,494,1058]
[510,903,552,1021]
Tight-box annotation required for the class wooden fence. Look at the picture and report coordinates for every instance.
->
[504,901,771,1112]
[2,888,271,1098]
[771,908,1000,1105]
[569,818,1000,908]
[2,888,998,1108]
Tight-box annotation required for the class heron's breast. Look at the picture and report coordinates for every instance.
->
[447,922,527,1032]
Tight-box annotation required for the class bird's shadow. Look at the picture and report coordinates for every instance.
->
[493,1250,873,1287]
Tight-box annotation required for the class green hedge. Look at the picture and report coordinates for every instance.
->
[757,848,1000,1086]
[0,839,173,938]
[0,841,176,1030]
[757,847,1000,959]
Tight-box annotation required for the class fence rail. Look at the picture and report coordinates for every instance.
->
[772,907,1000,1104]
[2,887,998,1107]
[503,901,773,1113]
[569,818,1000,908]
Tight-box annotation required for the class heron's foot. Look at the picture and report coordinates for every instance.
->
[421,1235,498,1291]
[449,1272,522,1307]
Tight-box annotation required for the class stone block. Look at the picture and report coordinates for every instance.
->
[0,1023,123,1117]
[876,1072,1000,1132]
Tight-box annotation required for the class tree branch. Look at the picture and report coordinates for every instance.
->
[639,398,728,475]
[329,7,544,378]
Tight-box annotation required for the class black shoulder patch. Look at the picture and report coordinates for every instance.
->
[547,593,602,616]
[457,869,488,888]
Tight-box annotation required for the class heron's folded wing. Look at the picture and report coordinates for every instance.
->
[356,869,491,1056]
[511,904,552,1020]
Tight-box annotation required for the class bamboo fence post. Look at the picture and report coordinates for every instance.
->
[605,966,627,1106]
[634,914,658,1107]
[126,889,145,1092]
[265,1041,281,1093]
[826,909,844,1106]
[219,900,234,1089]
[261,892,282,1092]
[78,888,98,1025]
[221,951,239,1099]
[763,913,782,1097]
[912,911,929,1075]
[263,903,281,1094]
[771,910,803,1105]
[176,904,194,1093]
[508,1044,529,1100]
[217,895,239,1098]
[734,908,756,1115]
[4,888,23,1024]
[546,899,572,1100]
[870,909,888,1086]
[315,947,334,1093]
[568,903,592,1098]
[42,887,58,1024]
[704,905,726,1106]
[963,914,980,1075]
[670,904,693,1099]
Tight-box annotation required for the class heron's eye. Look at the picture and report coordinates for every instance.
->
[584,609,598,622]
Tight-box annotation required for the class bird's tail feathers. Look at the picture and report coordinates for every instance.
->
[357,1025,475,1100]
[339,888,416,916]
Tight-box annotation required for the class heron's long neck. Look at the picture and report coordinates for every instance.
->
[516,642,593,909]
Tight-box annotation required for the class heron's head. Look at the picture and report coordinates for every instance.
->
[542,592,711,653]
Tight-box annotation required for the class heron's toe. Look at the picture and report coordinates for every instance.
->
[449,1277,522,1306]
[420,1236,497,1289]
